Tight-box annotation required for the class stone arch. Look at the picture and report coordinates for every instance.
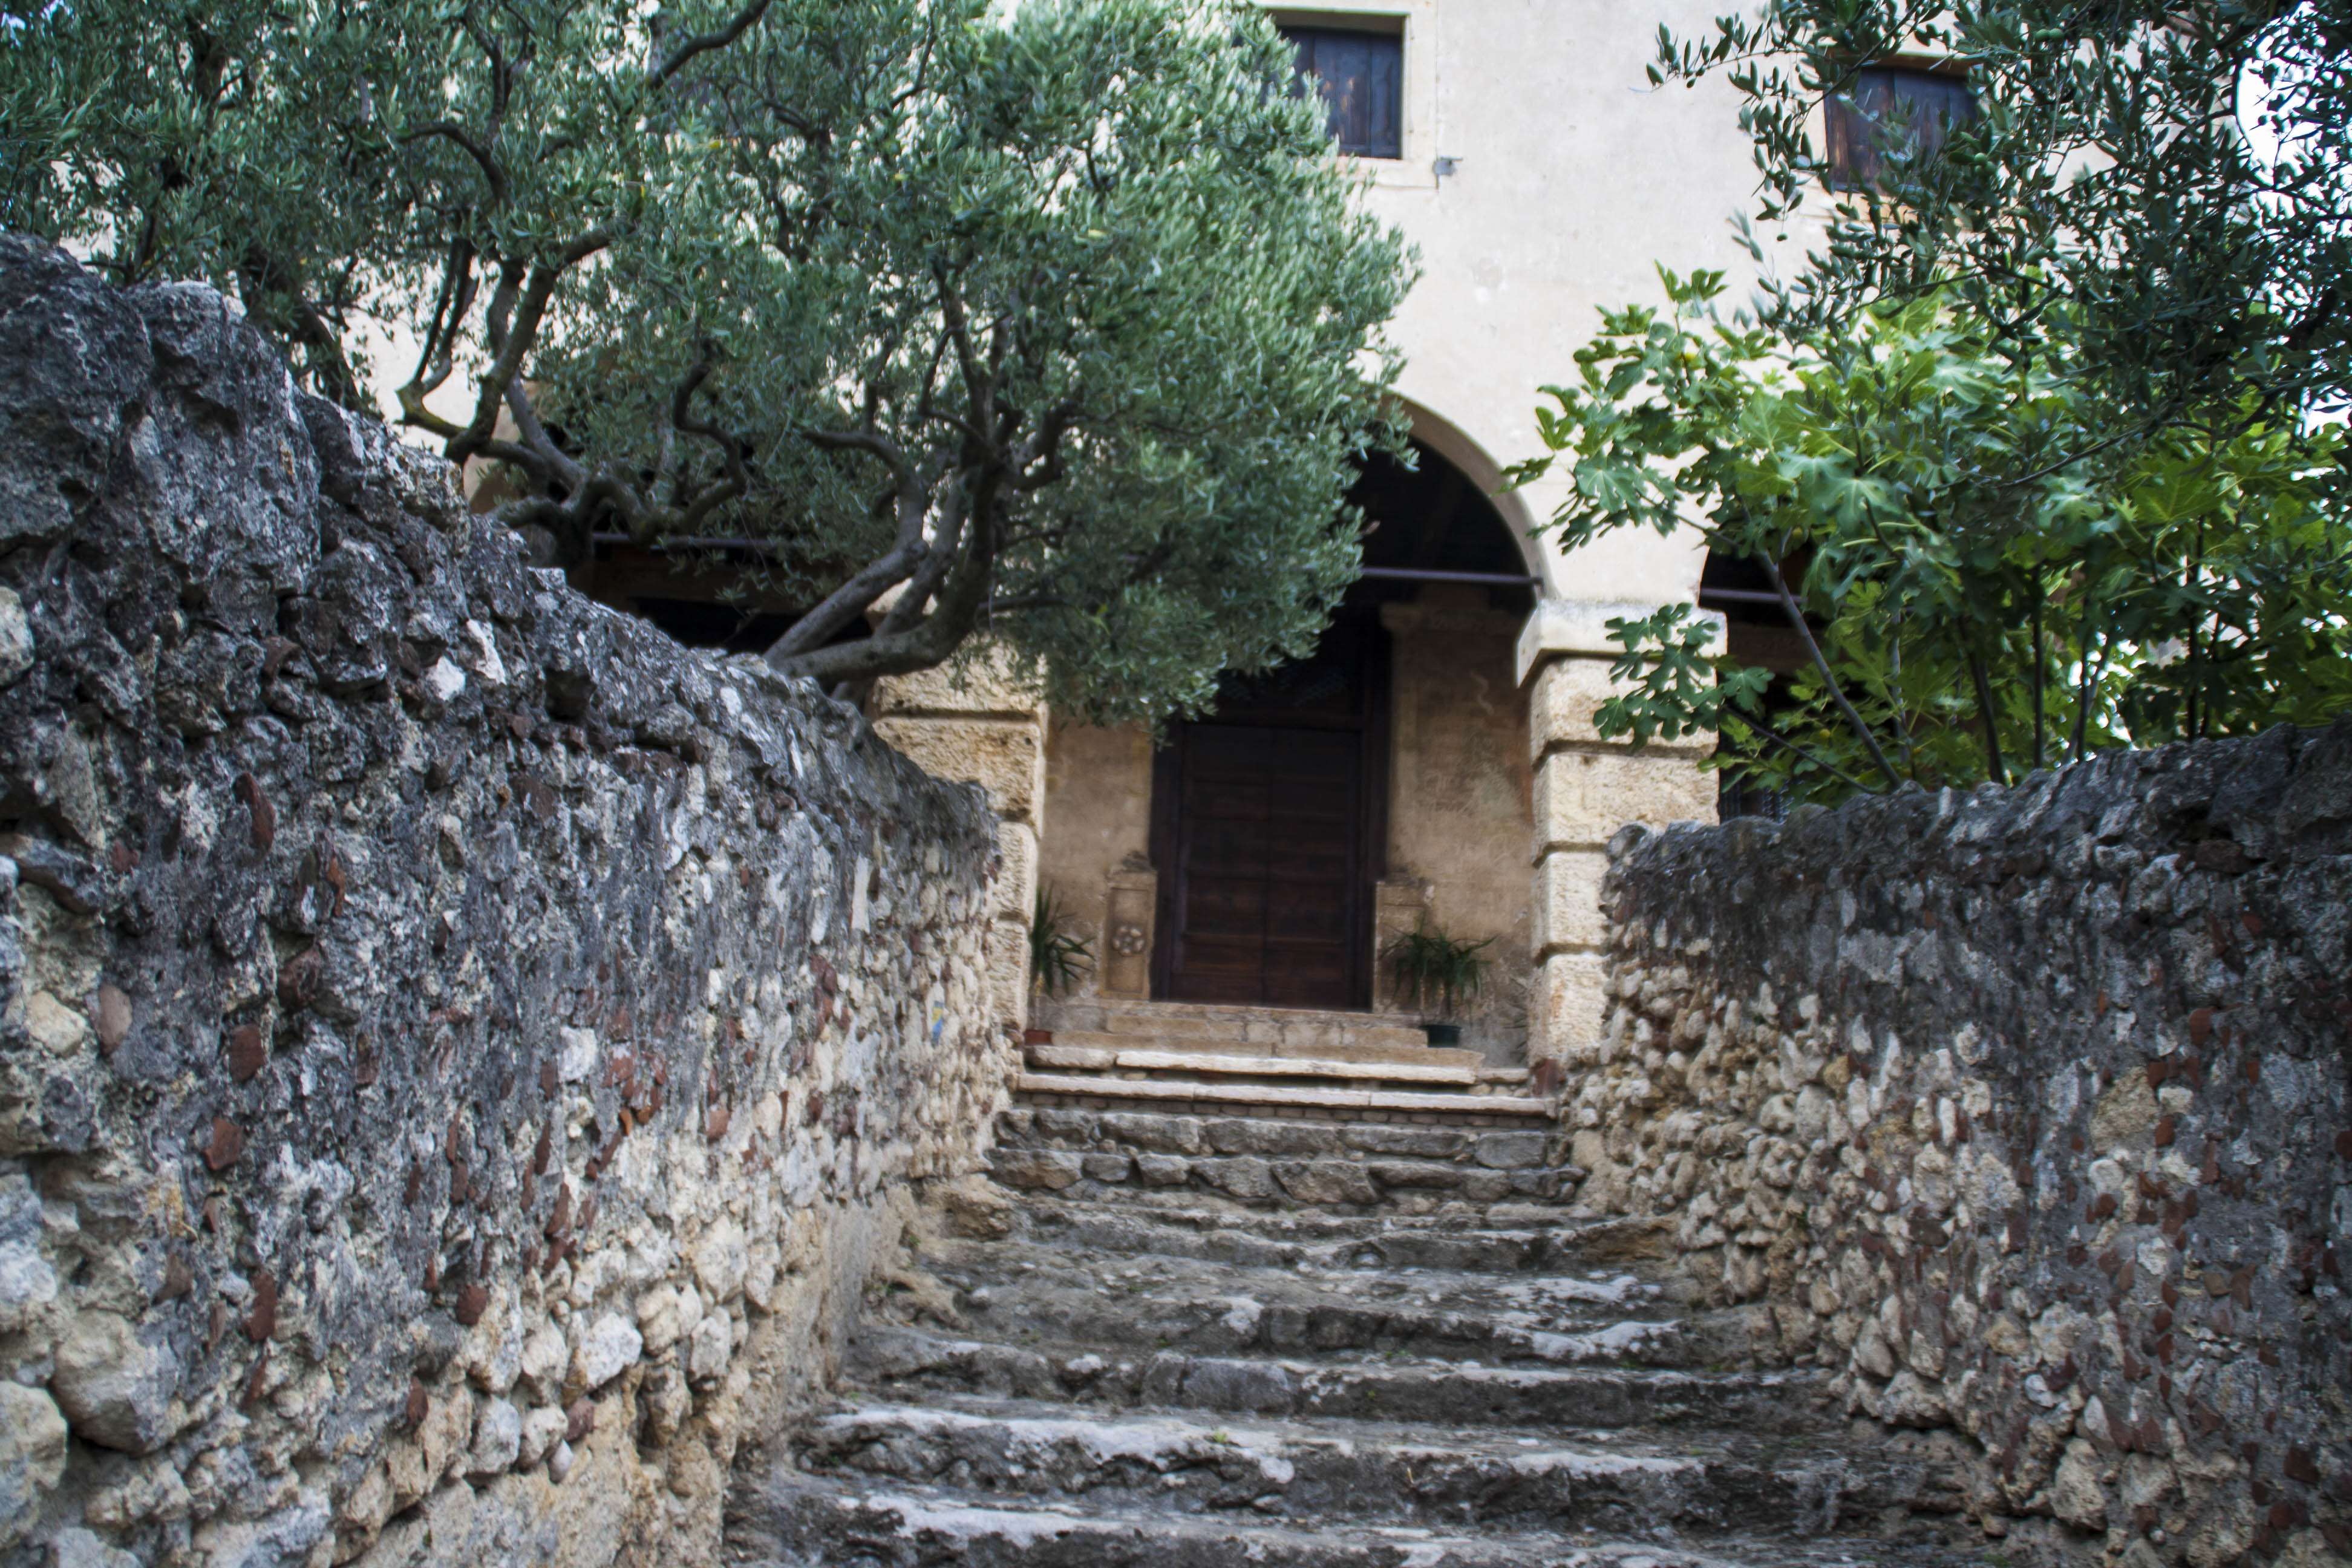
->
[1391,394,1550,591]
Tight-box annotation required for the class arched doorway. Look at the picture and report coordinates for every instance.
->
[1148,439,1531,1008]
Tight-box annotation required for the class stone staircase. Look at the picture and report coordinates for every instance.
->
[724,1007,1981,1567]
[1013,999,1553,1129]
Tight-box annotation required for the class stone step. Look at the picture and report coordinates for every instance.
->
[1044,1029,1481,1068]
[988,1144,1581,1212]
[1001,1106,1568,1166]
[737,1471,1988,1568]
[1025,1044,1524,1087]
[990,1109,1581,1214]
[904,1224,1705,1370]
[739,1474,1784,1568]
[922,1223,1679,1315]
[916,1224,1688,1338]
[1016,1073,1555,1121]
[851,1327,1824,1434]
[1009,1197,1670,1278]
[1037,999,1436,1056]
[792,1398,1924,1535]
[924,1267,1708,1368]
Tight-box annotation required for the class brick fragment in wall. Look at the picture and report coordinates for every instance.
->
[0,238,1010,1568]
[1582,719,2352,1560]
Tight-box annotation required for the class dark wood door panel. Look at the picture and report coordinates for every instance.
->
[1181,880,1269,936]
[1166,720,1365,1005]
[1187,826,1272,877]
[1267,888,1349,923]
[1268,839,1351,881]
[1151,614,1390,1008]
[1261,937,1348,1005]
[1183,768,1270,805]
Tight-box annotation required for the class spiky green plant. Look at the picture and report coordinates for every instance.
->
[1028,887,1094,999]
[1383,921,1492,1021]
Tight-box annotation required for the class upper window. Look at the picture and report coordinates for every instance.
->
[1824,67,1977,189]
[1282,25,1402,160]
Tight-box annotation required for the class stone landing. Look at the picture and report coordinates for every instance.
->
[1019,1000,1552,1128]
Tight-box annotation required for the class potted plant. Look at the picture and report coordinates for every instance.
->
[1025,886,1093,1042]
[1382,920,1492,1045]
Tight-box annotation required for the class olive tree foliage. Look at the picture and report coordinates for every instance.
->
[1512,273,2351,804]
[0,0,1409,717]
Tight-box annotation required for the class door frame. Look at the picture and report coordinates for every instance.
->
[1148,618,1391,1007]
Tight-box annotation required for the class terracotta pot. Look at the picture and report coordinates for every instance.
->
[1022,1027,1054,1045]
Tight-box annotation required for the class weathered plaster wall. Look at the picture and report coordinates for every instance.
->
[0,239,1011,1568]
[1031,596,1541,1039]
[1578,723,2352,1566]
[1031,717,1154,1004]
[1316,0,1803,607]
[1380,593,1534,1055]
[1040,0,1809,1027]
[1312,0,1775,1004]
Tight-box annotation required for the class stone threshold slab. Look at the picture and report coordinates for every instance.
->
[1014,1072,1556,1117]
[1024,1046,1513,1086]
[1044,1030,1477,1067]
[1045,1000,1431,1047]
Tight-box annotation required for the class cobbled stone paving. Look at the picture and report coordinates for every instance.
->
[724,1106,1994,1568]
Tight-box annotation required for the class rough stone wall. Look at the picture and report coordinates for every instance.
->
[0,238,1011,1567]
[1576,722,2352,1566]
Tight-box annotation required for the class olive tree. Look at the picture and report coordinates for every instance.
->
[0,0,1409,717]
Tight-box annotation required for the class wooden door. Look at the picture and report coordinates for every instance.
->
[1152,617,1387,1008]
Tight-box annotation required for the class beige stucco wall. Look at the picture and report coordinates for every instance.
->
[1033,716,1155,1004]
[870,656,1050,1031]
[1379,591,1534,1057]
[1302,0,1782,1060]
[1317,0,1784,604]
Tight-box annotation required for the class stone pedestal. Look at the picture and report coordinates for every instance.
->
[1099,858,1157,999]
[1516,601,1720,1071]
[871,652,1048,1031]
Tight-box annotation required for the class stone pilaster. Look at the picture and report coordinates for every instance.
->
[871,652,1048,1031]
[1517,601,1720,1072]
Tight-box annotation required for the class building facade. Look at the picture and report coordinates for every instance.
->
[569,2,1866,1070]
[871,0,1791,1068]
